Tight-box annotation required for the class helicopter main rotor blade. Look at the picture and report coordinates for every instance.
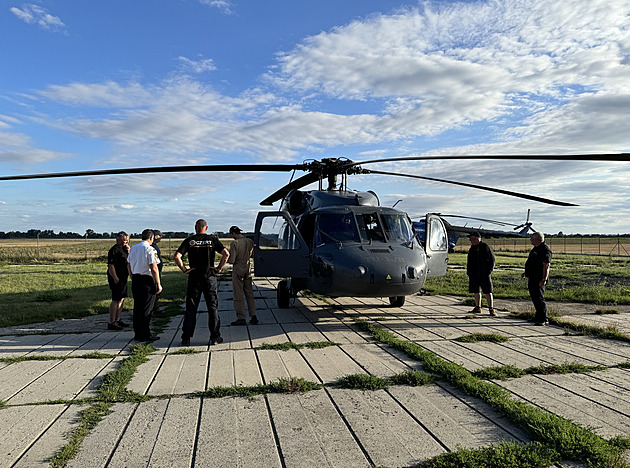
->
[366,169,578,206]
[342,153,630,170]
[438,214,519,227]
[259,172,321,206]
[0,164,305,182]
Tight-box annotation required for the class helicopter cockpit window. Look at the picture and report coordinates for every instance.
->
[315,213,360,246]
[428,218,448,251]
[380,214,414,243]
[258,216,301,250]
[356,213,386,243]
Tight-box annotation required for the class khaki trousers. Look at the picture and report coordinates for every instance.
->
[232,272,256,319]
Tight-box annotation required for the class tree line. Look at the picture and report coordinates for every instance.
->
[0,229,200,239]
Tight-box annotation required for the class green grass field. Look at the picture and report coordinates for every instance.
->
[424,252,630,305]
[1,248,629,328]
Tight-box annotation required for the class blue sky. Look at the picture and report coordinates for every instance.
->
[1,0,629,235]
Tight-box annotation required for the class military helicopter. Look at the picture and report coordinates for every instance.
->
[2,154,628,308]
[413,210,535,253]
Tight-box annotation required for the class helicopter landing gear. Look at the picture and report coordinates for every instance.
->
[277,280,291,308]
[389,296,405,307]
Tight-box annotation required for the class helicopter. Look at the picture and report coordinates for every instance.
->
[2,154,628,308]
[413,210,535,253]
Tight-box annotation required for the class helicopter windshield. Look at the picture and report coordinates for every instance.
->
[380,214,415,243]
[315,213,360,245]
[356,213,386,243]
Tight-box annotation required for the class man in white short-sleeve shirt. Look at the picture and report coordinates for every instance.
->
[127,229,162,341]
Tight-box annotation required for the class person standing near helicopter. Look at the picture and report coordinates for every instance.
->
[522,231,552,326]
[467,232,496,316]
[227,226,258,326]
[174,219,230,346]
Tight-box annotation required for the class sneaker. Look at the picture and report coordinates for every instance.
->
[534,320,549,326]
[108,322,123,331]
[210,336,224,345]
[489,308,497,317]
[250,316,259,325]
[469,306,482,314]
[230,319,247,326]
[116,320,130,328]
[181,337,190,346]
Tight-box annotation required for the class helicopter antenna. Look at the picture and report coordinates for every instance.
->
[393,199,403,208]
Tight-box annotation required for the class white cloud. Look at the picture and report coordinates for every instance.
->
[10,4,66,33]
[197,0,233,14]
[177,56,217,74]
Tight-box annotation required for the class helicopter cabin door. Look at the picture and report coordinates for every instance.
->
[424,213,449,277]
[253,212,310,278]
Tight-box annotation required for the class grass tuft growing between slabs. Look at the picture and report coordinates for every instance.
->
[354,319,630,468]
[0,352,115,364]
[171,348,201,355]
[334,374,392,391]
[97,343,154,403]
[472,362,607,380]
[196,377,322,399]
[333,370,435,390]
[455,333,509,343]
[49,401,114,468]
[595,308,621,315]
[418,441,560,468]
[49,343,156,467]
[257,341,340,351]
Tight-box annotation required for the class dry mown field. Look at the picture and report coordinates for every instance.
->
[0,238,188,263]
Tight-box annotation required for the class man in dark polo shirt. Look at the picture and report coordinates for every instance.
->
[467,232,496,316]
[522,231,552,326]
[174,219,230,346]
[107,231,130,331]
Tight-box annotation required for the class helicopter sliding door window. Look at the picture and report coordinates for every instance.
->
[428,217,448,251]
[356,213,386,243]
[253,212,309,278]
[425,214,449,277]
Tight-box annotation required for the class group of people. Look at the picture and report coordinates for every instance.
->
[466,231,552,326]
[106,219,257,345]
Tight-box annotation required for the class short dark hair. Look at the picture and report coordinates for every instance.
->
[229,225,241,234]
[141,229,154,240]
[116,231,128,239]
[152,229,163,237]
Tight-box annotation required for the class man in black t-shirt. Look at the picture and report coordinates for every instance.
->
[467,232,496,316]
[107,231,130,330]
[522,232,552,326]
[175,219,230,346]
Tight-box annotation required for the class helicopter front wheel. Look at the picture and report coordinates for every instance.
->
[277,280,291,308]
[389,296,405,307]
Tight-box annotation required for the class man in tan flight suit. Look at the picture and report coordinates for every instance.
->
[228,226,258,325]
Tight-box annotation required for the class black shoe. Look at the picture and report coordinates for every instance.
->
[210,336,224,345]
[108,322,123,331]
[534,320,549,326]
[116,320,130,328]
[181,337,190,346]
[250,316,259,325]
[231,319,247,326]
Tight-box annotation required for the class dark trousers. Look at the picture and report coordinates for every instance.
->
[183,275,220,340]
[528,279,547,321]
[132,274,156,340]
